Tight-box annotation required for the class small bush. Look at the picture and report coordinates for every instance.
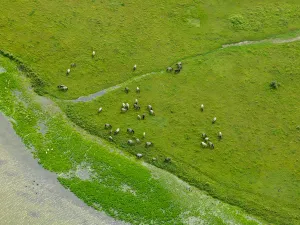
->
[270,81,280,89]
[229,14,248,30]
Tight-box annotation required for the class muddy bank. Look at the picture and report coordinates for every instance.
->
[0,113,126,225]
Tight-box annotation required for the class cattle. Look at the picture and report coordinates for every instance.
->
[136,153,143,159]
[201,104,204,112]
[148,105,153,110]
[174,69,181,74]
[149,109,155,115]
[135,99,138,104]
[143,132,146,138]
[142,114,146,120]
[98,107,102,113]
[136,87,140,93]
[145,142,153,148]
[218,132,222,139]
[121,108,128,113]
[114,128,120,135]
[104,124,112,129]
[208,141,214,149]
[137,115,141,120]
[136,138,140,143]
[202,133,207,138]
[127,139,134,145]
[92,51,96,57]
[127,128,135,134]
[204,137,209,142]
[133,64,137,71]
[71,63,76,68]
[166,67,173,72]
[134,103,140,110]
[212,117,217,124]
[164,157,171,163]
[122,103,126,108]
[108,136,113,141]
[125,87,129,93]
[66,68,70,75]
[57,85,68,91]
[125,103,130,109]
[201,142,208,148]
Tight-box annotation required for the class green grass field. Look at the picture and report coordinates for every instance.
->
[2,0,300,99]
[1,0,300,224]
[63,41,300,224]
[0,55,266,224]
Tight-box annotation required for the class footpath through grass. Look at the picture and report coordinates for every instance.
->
[2,0,300,98]
[0,56,267,224]
[64,41,300,224]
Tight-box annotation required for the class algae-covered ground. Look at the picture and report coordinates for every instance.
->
[1,1,300,224]
[0,55,266,224]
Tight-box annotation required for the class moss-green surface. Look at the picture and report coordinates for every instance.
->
[64,42,300,224]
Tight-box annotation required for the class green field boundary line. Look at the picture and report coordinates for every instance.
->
[64,32,300,103]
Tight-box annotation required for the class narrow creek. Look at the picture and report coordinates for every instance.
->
[69,34,300,103]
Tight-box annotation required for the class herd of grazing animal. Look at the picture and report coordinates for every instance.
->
[58,56,223,161]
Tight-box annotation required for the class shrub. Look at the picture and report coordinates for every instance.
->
[270,80,280,89]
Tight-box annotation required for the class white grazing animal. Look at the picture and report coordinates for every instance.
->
[136,87,140,93]
[201,104,204,111]
[218,132,222,139]
[143,132,146,138]
[92,51,96,56]
[201,142,208,148]
[212,117,217,124]
[145,142,152,147]
[133,64,137,71]
[149,109,155,115]
[98,107,102,113]
[67,68,70,74]
[114,128,120,135]
[137,115,141,120]
[136,153,143,158]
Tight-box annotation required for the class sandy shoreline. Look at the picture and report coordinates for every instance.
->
[0,113,125,225]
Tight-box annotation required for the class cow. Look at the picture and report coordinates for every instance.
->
[145,142,153,148]
[201,142,208,148]
[166,67,173,72]
[57,85,68,91]
[127,128,135,134]
[212,117,217,124]
[104,124,112,129]
[114,128,120,135]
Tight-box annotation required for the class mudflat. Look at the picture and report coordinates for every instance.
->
[0,113,124,225]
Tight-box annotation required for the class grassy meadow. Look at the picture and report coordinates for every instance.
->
[2,0,300,224]
[64,41,300,224]
[0,55,267,224]
[1,0,300,99]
